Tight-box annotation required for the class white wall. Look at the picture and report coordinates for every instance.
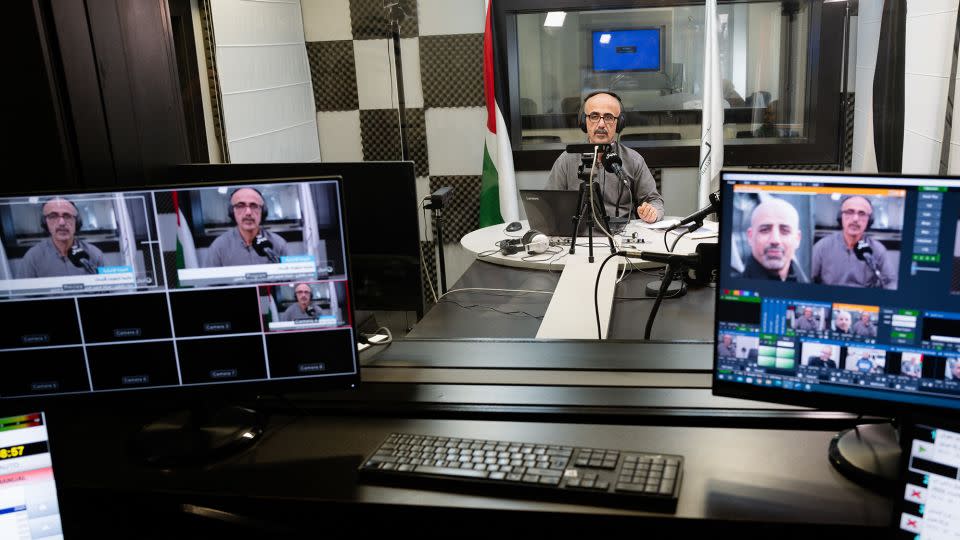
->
[852,0,882,172]
[902,0,959,174]
[208,0,320,163]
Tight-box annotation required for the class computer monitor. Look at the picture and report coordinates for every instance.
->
[592,28,662,72]
[173,162,424,319]
[0,175,359,463]
[713,171,960,489]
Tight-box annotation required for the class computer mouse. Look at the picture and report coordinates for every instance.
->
[505,221,522,232]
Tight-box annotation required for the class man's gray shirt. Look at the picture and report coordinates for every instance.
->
[546,142,664,220]
[280,302,331,322]
[811,232,897,289]
[794,316,819,331]
[202,228,289,268]
[851,320,877,337]
[16,238,105,278]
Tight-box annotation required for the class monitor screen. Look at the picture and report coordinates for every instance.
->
[713,171,960,415]
[0,412,66,538]
[592,29,661,72]
[0,177,359,399]
[893,416,960,539]
[173,162,423,317]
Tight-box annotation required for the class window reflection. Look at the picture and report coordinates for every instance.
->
[516,1,813,148]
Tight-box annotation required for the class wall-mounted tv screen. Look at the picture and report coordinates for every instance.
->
[592,28,661,72]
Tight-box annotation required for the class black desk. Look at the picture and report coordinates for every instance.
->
[55,410,891,536]
[409,260,714,341]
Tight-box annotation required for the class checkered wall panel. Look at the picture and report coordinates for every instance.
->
[307,41,358,111]
[420,34,485,108]
[359,108,428,175]
[429,175,481,243]
[350,0,418,39]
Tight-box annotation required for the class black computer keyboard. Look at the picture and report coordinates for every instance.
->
[358,432,683,512]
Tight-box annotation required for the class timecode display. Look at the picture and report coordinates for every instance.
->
[0,440,48,460]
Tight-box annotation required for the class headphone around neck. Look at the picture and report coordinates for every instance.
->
[227,187,268,224]
[39,198,83,233]
[578,90,626,134]
[836,195,874,229]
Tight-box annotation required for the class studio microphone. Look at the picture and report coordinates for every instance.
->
[68,242,97,274]
[601,150,629,186]
[253,232,280,264]
[854,238,884,287]
[674,191,721,229]
[305,305,317,318]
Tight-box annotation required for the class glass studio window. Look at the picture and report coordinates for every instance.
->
[509,0,843,167]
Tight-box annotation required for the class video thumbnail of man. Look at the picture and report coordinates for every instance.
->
[810,192,904,290]
[728,187,905,291]
[947,357,960,381]
[844,346,887,375]
[717,332,759,361]
[830,303,879,339]
[728,192,812,283]
[789,303,830,333]
[259,280,350,332]
[900,352,923,378]
[0,193,164,298]
[800,342,839,369]
[159,183,346,288]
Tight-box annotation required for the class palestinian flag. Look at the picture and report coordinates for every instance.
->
[479,0,519,228]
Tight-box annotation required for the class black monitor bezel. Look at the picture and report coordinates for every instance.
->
[0,174,360,406]
[711,169,960,418]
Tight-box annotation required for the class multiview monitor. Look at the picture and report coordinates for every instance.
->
[0,176,359,400]
[713,170,959,487]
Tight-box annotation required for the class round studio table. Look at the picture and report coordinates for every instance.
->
[460,219,717,270]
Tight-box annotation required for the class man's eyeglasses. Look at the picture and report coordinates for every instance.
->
[44,213,77,222]
[586,112,617,125]
[841,209,871,219]
[232,202,263,212]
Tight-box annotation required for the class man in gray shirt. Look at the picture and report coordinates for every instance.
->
[812,195,897,289]
[851,312,877,338]
[280,282,330,322]
[203,187,289,268]
[717,334,737,357]
[16,197,105,278]
[546,92,664,223]
[794,307,819,331]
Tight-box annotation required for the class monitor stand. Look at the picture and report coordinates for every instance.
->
[827,422,900,494]
[132,404,264,467]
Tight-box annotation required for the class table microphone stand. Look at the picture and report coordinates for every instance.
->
[570,171,616,263]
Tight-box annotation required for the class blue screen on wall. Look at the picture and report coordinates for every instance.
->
[592,29,661,72]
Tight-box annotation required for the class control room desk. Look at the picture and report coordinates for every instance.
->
[54,407,892,536]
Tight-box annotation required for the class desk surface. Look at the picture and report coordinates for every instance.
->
[461,219,713,270]
[408,259,715,341]
[55,411,892,534]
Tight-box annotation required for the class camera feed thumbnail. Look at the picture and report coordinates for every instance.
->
[260,281,350,332]
[788,303,829,334]
[159,183,346,288]
[717,333,759,362]
[0,193,164,298]
[900,352,923,378]
[729,187,904,289]
[844,346,887,375]
[800,342,839,369]
[831,304,879,339]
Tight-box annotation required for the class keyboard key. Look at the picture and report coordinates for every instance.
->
[416,465,489,478]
